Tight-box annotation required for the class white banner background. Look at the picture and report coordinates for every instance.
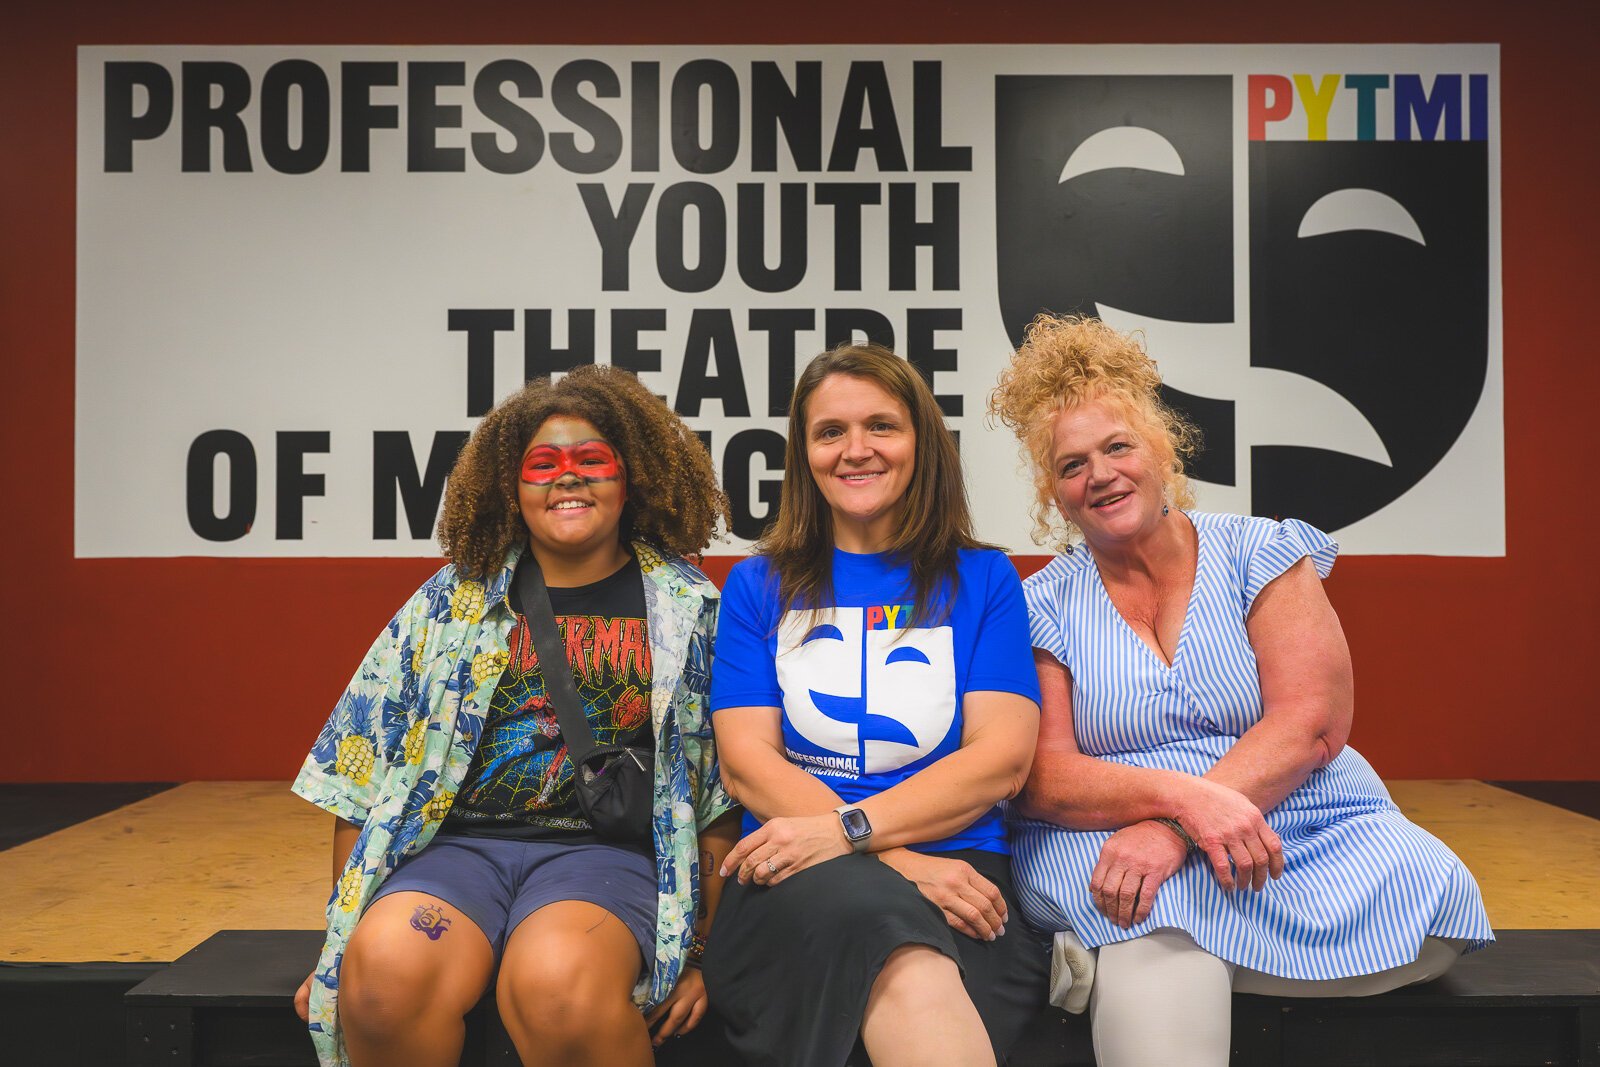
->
[76,45,1502,557]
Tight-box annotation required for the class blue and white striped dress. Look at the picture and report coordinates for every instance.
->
[1011,512,1493,979]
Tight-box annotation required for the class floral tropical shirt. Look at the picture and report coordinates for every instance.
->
[292,543,730,1067]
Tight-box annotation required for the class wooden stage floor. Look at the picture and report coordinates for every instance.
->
[4,779,1598,965]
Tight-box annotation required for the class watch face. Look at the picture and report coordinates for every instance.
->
[840,807,871,840]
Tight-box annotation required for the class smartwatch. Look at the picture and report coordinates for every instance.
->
[835,804,873,853]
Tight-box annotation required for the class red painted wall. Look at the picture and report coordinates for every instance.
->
[4,1,1595,781]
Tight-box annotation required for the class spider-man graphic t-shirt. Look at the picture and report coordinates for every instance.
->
[445,554,652,847]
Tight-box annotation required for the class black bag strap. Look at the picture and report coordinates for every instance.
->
[511,555,602,771]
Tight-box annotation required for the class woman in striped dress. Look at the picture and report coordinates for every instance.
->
[988,315,1493,1066]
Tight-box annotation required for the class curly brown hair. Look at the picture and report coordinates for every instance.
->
[438,365,730,578]
[988,314,1201,551]
[759,343,990,629]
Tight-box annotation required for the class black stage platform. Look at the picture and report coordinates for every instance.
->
[111,927,1600,1067]
[0,926,1590,1065]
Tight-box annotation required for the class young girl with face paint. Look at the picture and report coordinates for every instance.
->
[291,366,738,1067]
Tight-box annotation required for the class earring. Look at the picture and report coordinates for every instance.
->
[1162,503,1170,517]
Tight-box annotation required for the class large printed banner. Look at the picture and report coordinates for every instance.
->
[76,46,1501,557]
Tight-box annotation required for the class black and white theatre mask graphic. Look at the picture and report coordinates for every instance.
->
[994,75,1489,532]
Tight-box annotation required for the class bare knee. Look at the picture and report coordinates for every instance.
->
[498,935,639,1048]
[341,921,486,1035]
[499,964,638,1050]
[868,944,963,1013]
[341,935,447,1034]
[862,944,991,1067]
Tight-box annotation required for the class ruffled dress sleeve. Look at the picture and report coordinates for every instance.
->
[1235,516,1339,613]
[1021,555,1077,665]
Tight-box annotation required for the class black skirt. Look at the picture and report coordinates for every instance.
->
[701,850,1049,1067]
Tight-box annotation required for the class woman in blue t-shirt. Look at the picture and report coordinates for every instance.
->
[704,344,1049,1067]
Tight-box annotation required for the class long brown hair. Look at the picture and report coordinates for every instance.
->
[757,344,988,628]
[437,365,729,578]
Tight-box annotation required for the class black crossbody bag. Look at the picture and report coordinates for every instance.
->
[513,557,655,846]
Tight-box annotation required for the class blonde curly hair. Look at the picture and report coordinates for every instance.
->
[988,314,1200,551]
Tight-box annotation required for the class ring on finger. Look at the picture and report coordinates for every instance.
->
[765,858,778,875]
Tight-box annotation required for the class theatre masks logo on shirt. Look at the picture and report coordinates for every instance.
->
[775,606,956,777]
[995,74,1490,532]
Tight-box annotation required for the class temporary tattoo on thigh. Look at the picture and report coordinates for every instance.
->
[410,902,452,940]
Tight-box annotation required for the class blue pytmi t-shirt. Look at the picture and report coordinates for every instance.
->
[711,547,1041,855]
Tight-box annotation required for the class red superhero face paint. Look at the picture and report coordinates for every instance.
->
[517,417,629,566]
[519,440,624,486]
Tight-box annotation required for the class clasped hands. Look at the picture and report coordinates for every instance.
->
[722,814,1008,942]
[1091,778,1284,929]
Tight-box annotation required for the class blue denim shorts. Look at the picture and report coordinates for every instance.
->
[371,834,657,963]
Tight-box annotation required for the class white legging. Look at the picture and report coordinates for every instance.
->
[1090,928,1467,1066]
